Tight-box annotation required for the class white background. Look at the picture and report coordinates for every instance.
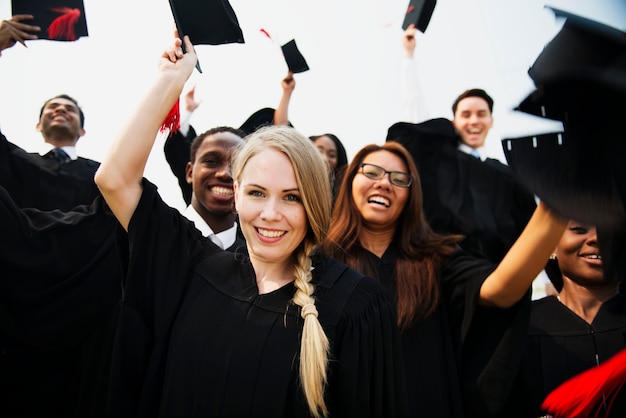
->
[0,0,622,211]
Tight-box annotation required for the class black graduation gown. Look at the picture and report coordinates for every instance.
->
[386,119,537,264]
[365,245,531,417]
[503,295,626,417]
[107,179,409,418]
[0,186,126,418]
[0,131,100,211]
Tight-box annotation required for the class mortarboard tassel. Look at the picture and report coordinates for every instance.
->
[160,99,181,135]
[542,348,626,418]
[259,28,272,40]
[47,7,81,41]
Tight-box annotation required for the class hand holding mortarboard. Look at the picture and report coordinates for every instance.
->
[402,0,437,33]
[0,14,40,54]
[11,0,88,41]
[168,0,245,73]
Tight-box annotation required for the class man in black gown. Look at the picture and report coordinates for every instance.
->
[387,90,537,264]
[0,16,125,418]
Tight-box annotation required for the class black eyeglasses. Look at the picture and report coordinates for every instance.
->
[358,163,412,188]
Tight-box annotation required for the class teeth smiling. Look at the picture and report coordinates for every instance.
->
[368,196,390,207]
[585,254,602,260]
[211,186,233,196]
[257,228,285,238]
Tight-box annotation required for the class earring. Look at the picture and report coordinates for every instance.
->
[549,254,557,260]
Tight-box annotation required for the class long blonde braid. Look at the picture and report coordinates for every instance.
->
[292,240,330,417]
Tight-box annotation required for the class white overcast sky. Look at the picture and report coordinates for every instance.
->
[0,0,622,211]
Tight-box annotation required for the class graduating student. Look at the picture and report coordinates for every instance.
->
[94,33,408,417]
[391,4,537,265]
[0,11,125,418]
[1,12,98,211]
[321,140,566,417]
[503,220,626,417]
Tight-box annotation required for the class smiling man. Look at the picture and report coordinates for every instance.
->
[0,93,100,210]
[451,88,494,160]
[177,126,246,251]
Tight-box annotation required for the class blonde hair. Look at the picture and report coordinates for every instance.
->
[231,125,333,417]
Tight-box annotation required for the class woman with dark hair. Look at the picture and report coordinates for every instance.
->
[309,133,348,201]
[321,141,567,417]
[503,220,626,417]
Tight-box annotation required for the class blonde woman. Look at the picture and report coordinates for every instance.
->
[95,34,408,417]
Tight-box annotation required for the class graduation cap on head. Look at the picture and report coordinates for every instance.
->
[402,0,437,33]
[11,0,88,41]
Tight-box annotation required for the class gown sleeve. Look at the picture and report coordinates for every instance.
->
[442,251,532,417]
[108,178,216,417]
[0,184,124,346]
[0,184,126,418]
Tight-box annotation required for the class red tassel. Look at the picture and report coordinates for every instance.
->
[160,99,180,135]
[259,28,272,40]
[542,348,626,418]
[47,7,81,41]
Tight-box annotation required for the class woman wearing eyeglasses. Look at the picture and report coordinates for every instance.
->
[321,141,567,418]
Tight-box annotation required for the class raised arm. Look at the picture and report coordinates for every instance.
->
[479,201,567,307]
[95,35,197,230]
[273,71,295,126]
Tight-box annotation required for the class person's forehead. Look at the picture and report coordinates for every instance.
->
[200,133,242,149]
[45,98,78,109]
[456,96,490,111]
[314,135,337,150]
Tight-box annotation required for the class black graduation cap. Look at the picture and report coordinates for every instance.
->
[281,39,309,73]
[238,107,294,135]
[11,0,88,41]
[168,0,244,46]
[401,0,437,33]
[502,7,626,282]
[238,108,275,135]
[527,8,626,94]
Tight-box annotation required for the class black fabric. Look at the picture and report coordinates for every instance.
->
[164,125,197,205]
[168,0,244,46]
[238,107,277,135]
[0,130,100,211]
[386,119,537,264]
[107,179,409,417]
[502,295,626,417]
[365,245,529,417]
[281,39,309,73]
[402,0,437,32]
[0,187,127,418]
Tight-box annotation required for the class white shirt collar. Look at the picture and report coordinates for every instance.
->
[182,205,238,249]
[458,143,484,161]
[39,144,78,160]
